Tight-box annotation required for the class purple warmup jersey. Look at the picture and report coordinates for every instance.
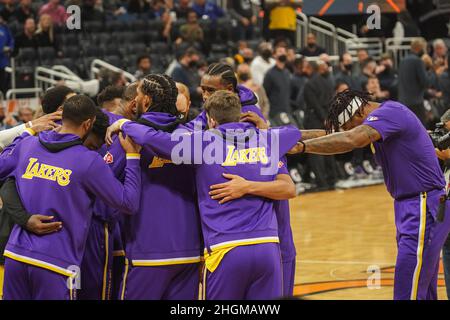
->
[275,157,296,262]
[120,120,301,250]
[362,101,445,199]
[0,130,141,276]
[184,85,265,131]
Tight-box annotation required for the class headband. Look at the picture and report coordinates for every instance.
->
[337,96,363,127]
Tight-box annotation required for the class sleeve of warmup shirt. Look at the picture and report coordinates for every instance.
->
[0,178,30,227]
[120,120,195,162]
[271,125,302,157]
[362,104,405,141]
[84,154,142,215]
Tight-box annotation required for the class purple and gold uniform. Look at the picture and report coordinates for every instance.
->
[120,112,202,300]
[78,110,127,300]
[119,119,301,299]
[276,157,296,297]
[363,101,450,300]
[0,129,141,300]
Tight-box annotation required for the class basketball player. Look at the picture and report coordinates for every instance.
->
[114,75,202,300]
[0,95,142,300]
[291,89,450,300]
[79,83,139,300]
[107,90,301,299]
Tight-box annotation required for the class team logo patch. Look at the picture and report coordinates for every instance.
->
[278,161,285,169]
[104,151,114,164]
[367,116,378,122]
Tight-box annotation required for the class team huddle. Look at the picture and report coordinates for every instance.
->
[0,61,449,301]
[0,64,302,300]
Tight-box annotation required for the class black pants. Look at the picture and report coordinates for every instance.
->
[269,29,296,47]
[408,102,426,126]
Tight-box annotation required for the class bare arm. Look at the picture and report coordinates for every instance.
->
[300,130,326,140]
[209,173,296,204]
[290,125,381,155]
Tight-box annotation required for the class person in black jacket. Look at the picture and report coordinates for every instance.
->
[14,17,37,55]
[303,60,337,190]
[229,0,257,40]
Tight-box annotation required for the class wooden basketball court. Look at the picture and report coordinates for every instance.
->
[290,185,448,300]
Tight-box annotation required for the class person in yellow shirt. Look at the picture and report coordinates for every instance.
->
[266,0,302,46]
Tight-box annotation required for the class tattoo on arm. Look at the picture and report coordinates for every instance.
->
[300,130,327,141]
[302,125,381,155]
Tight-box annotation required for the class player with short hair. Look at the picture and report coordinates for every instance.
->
[97,85,125,113]
[107,90,301,299]
[41,85,76,114]
[0,94,142,300]
[291,89,450,300]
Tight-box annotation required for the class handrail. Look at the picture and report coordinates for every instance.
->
[51,65,81,79]
[385,37,422,68]
[345,37,383,60]
[296,12,308,49]
[35,66,84,93]
[90,59,136,83]
[6,88,43,100]
[308,16,337,54]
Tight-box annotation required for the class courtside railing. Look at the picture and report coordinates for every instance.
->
[90,59,136,83]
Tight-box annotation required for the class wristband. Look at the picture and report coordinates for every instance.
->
[26,121,33,128]
[298,141,306,154]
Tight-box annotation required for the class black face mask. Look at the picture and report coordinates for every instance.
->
[239,73,250,82]
[188,60,197,68]
[278,55,287,63]
[344,64,352,71]
[243,57,253,64]
[261,49,272,60]
[307,43,315,48]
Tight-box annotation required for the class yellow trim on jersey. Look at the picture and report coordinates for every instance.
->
[126,153,141,160]
[113,250,126,257]
[118,118,131,130]
[3,250,75,277]
[131,256,201,267]
[120,258,130,300]
[410,192,427,300]
[370,143,375,154]
[25,128,36,136]
[0,265,4,300]
[204,237,280,273]
[101,223,110,300]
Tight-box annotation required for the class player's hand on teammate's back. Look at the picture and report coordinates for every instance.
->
[29,111,62,133]
[119,132,142,154]
[105,120,122,145]
[240,111,269,130]
[209,173,249,204]
[26,215,62,235]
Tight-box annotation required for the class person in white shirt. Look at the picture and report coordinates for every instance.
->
[250,41,275,86]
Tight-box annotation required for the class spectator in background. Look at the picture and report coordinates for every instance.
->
[14,17,36,54]
[439,55,450,108]
[149,0,173,40]
[39,0,68,28]
[377,53,397,98]
[17,105,34,124]
[228,0,256,40]
[290,55,307,111]
[14,0,35,23]
[34,13,61,55]
[234,46,254,65]
[97,85,124,112]
[266,0,300,46]
[433,39,448,75]
[0,16,13,94]
[237,63,270,119]
[174,0,191,19]
[263,45,292,121]
[334,52,359,90]
[1,0,16,23]
[357,57,377,89]
[398,38,429,125]
[127,0,150,14]
[285,46,296,73]
[364,76,389,102]
[250,41,274,86]
[303,60,336,190]
[80,0,105,22]
[192,0,224,22]
[422,53,443,102]
[299,33,325,57]
[176,9,204,47]
[171,47,202,108]
[352,48,369,77]
[134,55,152,80]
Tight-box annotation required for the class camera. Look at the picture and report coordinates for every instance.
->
[430,122,450,150]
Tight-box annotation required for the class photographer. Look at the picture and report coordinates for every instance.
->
[435,109,450,300]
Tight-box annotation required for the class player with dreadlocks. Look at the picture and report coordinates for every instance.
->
[184,62,265,130]
[114,74,202,300]
[291,89,450,300]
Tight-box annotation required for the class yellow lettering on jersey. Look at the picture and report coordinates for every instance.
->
[222,146,269,166]
[149,157,172,168]
[22,158,72,186]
